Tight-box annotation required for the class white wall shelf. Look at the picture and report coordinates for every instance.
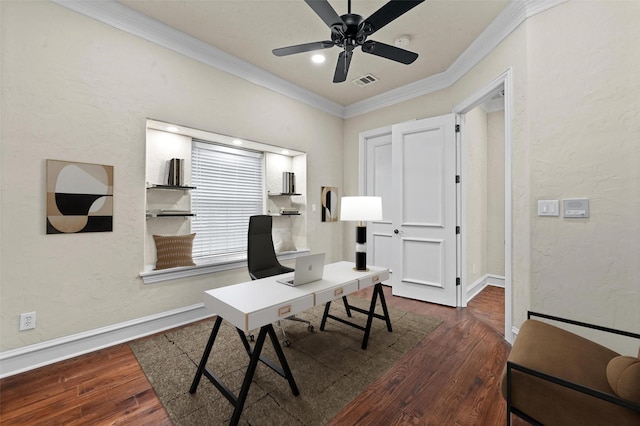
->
[146,211,195,218]
[147,184,196,191]
[146,184,194,218]
[268,192,302,197]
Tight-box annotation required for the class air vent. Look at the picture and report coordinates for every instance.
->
[352,74,379,87]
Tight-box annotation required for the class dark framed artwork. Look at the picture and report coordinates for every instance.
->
[321,186,339,222]
[46,160,114,234]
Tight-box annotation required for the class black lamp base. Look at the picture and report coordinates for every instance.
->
[355,251,367,271]
[355,225,367,270]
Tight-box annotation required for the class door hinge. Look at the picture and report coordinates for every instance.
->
[456,277,461,286]
[456,175,460,183]
[455,124,460,133]
[456,226,460,234]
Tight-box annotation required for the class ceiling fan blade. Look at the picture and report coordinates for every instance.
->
[362,0,425,35]
[273,41,334,57]
[333,50,353,83]
[361,40,418,64]
[304,0,346,31]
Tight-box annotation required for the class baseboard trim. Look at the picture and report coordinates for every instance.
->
[512,326,520,339]
[466,274,506,303]
[0,304,214,379]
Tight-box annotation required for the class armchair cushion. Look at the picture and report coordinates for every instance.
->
[607,355,640,404]
[501,319,640,426]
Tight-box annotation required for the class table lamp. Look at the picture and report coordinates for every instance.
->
[340,196,383,271]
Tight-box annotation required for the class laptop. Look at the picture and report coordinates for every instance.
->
[277,253,326,286]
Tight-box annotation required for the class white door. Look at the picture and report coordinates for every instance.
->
[363,128,394,283]
[391,114,458,306]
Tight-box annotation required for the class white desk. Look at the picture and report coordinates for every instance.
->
[189,261,391,426]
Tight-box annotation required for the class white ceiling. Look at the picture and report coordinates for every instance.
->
[117,0,511,107]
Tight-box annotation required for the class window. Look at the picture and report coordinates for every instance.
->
[142,119,309,284]
[191,141,263,262]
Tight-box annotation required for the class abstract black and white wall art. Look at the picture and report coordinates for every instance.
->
[321,186,338,222]
[46,160,114,234]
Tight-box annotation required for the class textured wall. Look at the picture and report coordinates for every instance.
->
[0,1,343,351]
[526,1,640,352]
[344,1,639,352]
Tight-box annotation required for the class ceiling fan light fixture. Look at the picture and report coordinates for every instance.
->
[311,54,326,64]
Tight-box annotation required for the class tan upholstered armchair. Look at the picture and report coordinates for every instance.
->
[501,311,640,425]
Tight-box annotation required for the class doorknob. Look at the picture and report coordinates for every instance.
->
[394,229,400,234]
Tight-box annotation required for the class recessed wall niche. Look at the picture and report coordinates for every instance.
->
[144,119,307,271]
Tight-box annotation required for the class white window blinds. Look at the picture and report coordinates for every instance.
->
[191,141,263,260]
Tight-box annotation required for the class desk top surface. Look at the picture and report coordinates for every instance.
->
[204,261,387,315]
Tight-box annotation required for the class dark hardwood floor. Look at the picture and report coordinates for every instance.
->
[0,286,522,425]
[329,285,521,426]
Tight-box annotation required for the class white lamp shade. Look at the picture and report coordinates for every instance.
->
[340,196,383,221]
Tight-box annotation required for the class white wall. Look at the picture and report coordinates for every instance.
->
[465,106,489,285]
[0,1,343,352]
[464,107,505,298]
[525,1,640,351]
[487,111,505,276]
[345,1,639,353]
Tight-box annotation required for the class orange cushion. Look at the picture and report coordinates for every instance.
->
[153,233,196,270]
[607,355,640,404]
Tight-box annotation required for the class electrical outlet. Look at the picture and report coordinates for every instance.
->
[19,312,36,331]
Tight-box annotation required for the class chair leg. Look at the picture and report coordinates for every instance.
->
[276,320,291,347]
[285,315,315,331]
[274,316,315,347]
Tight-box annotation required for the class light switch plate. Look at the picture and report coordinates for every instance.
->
[537,200,559,216]
[563,198,589,218]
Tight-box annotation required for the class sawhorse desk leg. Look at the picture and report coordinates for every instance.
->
[320,283,392,350]
[189,317,299,426]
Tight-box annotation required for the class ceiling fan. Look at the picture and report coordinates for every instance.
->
[273,0,425,83]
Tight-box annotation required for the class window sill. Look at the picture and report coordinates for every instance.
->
[139,249,310,284]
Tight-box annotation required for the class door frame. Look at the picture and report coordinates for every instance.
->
[357,67,514,343]
[452,68,513,343]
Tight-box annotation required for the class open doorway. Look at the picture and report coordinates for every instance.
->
[454,69,513,343]
[461,100,506,335]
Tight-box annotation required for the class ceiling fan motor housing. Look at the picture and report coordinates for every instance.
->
[332,14,367,49]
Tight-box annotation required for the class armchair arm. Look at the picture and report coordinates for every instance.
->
[507,361,640,415]
[527,311,640,340]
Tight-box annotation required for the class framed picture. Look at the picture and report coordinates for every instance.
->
[46,160,114,234]
[321,186,339,222]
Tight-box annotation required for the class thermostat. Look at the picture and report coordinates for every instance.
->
[563,198,589,218]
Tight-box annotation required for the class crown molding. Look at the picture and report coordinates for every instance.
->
[51,0,566,120]
[50,0,346,118]
[343,0,567,118]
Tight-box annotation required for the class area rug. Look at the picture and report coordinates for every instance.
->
[130,295,441,425]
